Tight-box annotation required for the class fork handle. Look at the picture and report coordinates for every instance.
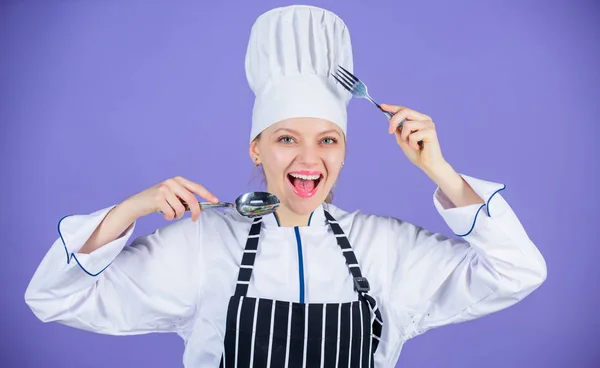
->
[383,111,422,147]
[370,96,418,145]
[381,109,406,129]
[379,107,404,126]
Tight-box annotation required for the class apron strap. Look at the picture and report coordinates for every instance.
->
[324,210,384,351]
[363,292,383,351]
[233,210,384,351]
[323,210,368,290]
[234,217,263,297]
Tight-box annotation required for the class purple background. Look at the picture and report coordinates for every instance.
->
[2,0,599,367]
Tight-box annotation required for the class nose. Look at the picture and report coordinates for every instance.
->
[295,142,320,167]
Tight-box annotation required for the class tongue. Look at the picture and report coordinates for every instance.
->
[292,177,316,192]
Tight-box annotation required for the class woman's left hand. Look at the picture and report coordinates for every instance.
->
[381,104,447,172]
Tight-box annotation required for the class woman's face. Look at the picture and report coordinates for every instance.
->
[250,117,346,215]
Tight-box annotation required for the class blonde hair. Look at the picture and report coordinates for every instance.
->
[252,133,335,204]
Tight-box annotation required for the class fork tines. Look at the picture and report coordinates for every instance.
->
[332,65,359,92]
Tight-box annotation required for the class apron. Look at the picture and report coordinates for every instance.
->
[219,210,383,368]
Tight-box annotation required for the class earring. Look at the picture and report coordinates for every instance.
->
[341,161,345,168]
[254,157,259,166]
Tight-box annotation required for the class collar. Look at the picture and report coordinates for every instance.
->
[261,203,329,228]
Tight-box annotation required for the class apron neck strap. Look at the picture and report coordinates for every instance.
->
[233,210,372,298]
[323,210,371,295]
[233,217,263,297]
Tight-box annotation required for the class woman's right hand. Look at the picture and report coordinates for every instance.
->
[123,176,220,222]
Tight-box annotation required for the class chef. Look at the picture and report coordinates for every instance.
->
[25,5,547,368]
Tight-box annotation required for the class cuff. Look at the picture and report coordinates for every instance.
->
[433,174,506,237]
[58,205,136,276]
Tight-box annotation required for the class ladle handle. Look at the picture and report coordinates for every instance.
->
[183,201,235,211]
[157,201,234,215]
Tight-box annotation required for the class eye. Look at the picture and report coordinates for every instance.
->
[321,136,338,144]
[278,135,296,144]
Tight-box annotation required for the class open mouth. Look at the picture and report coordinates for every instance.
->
[287,172,323,198]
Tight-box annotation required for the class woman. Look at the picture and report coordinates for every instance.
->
[25,5,546,368]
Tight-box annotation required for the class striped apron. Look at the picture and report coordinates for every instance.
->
[219,210,383,367]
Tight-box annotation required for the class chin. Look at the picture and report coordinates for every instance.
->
[284,196,324,215]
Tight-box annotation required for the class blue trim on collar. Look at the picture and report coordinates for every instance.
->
[271,209,317,227]
[272,212,281,227]
[307,211,314,226]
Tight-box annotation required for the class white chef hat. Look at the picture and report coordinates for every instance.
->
[245,5,353,142]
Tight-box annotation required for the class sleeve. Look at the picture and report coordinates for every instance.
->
[385,174,547,340]
[24,205,202,336]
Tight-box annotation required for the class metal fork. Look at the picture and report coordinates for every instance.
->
[333,65,406,129]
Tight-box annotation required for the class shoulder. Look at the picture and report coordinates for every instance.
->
[324,203,415,234]
[323,203,425,259]
[191,207,254,234]
[152,207,252,245]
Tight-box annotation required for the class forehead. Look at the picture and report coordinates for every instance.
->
[266,117,343,136]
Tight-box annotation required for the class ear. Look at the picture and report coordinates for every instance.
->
[249,139,260,163]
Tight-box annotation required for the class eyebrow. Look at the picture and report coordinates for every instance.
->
[273,128,342,136]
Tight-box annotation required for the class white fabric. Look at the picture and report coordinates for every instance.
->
[246,5,353,142]
[24,174,547,368]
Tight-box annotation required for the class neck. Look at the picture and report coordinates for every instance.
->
[274,205,314,227]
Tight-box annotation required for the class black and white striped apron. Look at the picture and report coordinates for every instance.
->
[219,210,383,367]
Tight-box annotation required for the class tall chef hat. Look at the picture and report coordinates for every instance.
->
[245,5,353,142]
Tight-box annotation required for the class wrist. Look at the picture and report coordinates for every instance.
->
[115,197,147,223]
[423,162,485,207]
[422,160,455,184]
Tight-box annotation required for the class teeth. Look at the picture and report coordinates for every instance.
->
[289,173,321,180]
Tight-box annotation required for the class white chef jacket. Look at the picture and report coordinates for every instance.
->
[24,174,547,368]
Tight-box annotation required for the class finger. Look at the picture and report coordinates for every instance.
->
[158,201,176,221]
[174,187,202,221]
[401,120,434,140]
[175,176,219,203]
[391,119,430,138]
[407,128,435,150]
[380,104,406,115]
[164,190,186,219]
[386,106,431,128]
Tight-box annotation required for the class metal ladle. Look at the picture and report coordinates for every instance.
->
[181,191,280,218]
